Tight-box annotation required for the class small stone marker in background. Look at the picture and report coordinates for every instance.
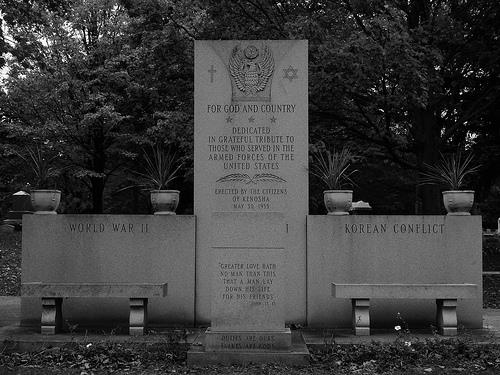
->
[350,201,372,215]
[3,191,33,230]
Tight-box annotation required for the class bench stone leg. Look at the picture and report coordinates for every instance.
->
[352,298,370,336]
[41,298,63,335]
[129,298,148,335]
[436,299,458,336]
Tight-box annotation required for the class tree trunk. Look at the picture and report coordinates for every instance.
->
[407,0,442,214]
[413,108,441,214]
[90,140,106,214]
[91,177,105,214]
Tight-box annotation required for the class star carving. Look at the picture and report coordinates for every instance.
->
[248,116,255,123]
[270,116,277,123]
[225,116,233,123]
[283,65,298,82]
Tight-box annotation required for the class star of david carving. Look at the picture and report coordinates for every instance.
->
[283,65,298,82]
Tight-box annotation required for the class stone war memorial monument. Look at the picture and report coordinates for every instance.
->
[20,39,482,365]
[190,40,309,363]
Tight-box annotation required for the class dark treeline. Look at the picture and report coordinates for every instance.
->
[0,0,499,225]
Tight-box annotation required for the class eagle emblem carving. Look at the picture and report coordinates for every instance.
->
[229,44,274,101]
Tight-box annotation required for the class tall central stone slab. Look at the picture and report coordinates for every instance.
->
[194,40,308,325]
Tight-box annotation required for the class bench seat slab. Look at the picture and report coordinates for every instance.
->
[22,283,167,298]
[332,283,477,299]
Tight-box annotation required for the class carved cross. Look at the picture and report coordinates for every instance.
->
[208,65,217,83]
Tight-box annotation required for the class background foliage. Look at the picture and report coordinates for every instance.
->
[1,0,499,225]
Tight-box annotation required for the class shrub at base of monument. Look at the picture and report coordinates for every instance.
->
[311,146,357,215]
[31,190,61,215]
[421,152,480,215]
[151,190,180,215]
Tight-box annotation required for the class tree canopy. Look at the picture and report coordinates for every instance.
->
[1,0,499,225]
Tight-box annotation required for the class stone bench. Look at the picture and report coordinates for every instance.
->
[21,282,168,335]
[331,283,478,336]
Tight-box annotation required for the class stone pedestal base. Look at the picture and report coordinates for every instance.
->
[204,328,292,352]
[129,298,148,336]
[187,330,309,366]
[41,298,62,334]
[436,299,458,336]
[352,299,370,336]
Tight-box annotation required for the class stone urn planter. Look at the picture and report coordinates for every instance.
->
[30,190,61,214]
[150,190,179,215]
[324,190,353,215]
[442,190,474,216]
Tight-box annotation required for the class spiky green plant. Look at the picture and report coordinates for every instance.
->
[15,145,60,189]
[420,152,480,190]
[134,145,183,190]
[311,147,357,190]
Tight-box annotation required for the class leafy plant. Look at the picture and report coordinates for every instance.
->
[132,145,183,190]
[420,152,480,190]
[310,146,357,190]
[14,145,61,189]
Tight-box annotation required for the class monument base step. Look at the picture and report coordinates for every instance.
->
[187,330,310,366]
[204,327,292,351]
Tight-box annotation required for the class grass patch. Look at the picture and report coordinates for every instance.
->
[0,231,21,296]
[483,236,500,271]
[483,275,500,309]
[310,337,500,374]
